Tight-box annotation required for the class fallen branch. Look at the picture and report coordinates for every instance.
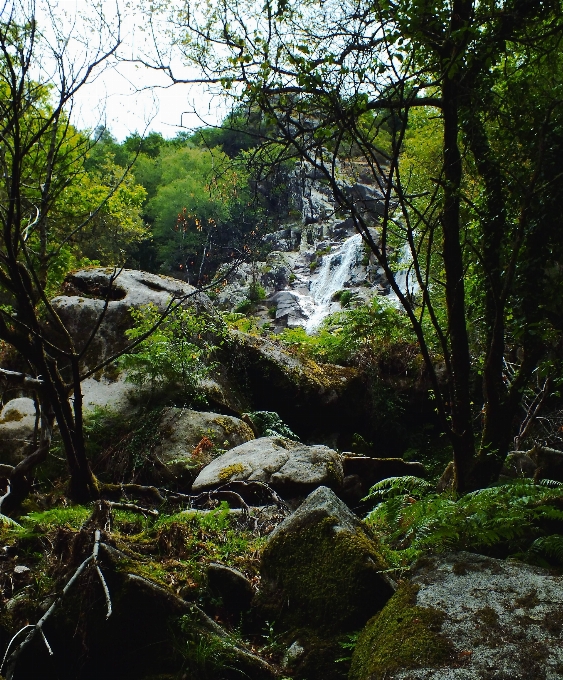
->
[0,368,44,390]
[107,501,159,517]
[1,529,112,678]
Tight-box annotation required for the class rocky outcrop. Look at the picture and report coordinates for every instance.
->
[50,268,211,370]
[350,551,563,680]
[191,437,343,496]
[224,331,367,445]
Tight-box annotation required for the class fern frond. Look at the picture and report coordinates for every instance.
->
[538,479,563,488]
[529,534,563,564]
[363,476,434,503]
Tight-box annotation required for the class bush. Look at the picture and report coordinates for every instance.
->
[118,303,225,400]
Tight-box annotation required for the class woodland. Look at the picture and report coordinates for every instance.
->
[0,0,562,678]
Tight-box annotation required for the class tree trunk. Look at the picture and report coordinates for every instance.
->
[441,69,476,491]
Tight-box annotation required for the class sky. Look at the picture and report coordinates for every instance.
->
[40,0,225,141]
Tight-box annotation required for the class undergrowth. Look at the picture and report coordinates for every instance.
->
[364,476,563,571]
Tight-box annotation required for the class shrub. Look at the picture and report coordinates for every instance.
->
[118,303,224,399]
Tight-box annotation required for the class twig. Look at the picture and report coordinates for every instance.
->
[107,501,159,517]
[1,529,113,677]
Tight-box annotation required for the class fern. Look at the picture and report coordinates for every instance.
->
[363,476,435,503]
[529,534,563,564]
[365,477,563,567]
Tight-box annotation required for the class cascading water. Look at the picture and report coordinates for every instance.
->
[304,233,364,333]
[387,244,420,306]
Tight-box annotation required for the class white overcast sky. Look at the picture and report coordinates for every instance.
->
[45,1,224,141]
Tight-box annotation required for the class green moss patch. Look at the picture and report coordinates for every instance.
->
[349,582,454,680]
[259,516,390,634]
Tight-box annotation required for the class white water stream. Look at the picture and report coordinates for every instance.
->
[304,234,364,333]
[294,233,421,334]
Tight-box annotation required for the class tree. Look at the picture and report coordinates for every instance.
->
[0,0,156,510]
[149,0,563,490]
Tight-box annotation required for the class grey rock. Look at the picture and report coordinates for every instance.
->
[283,641,306,668]
[51,268,210,370]
[353,551,563,680]
[0,397,37,464]
[268,485,363,540]
[152,408,255,486]
[191,437,343,495]
[500,451,538,480]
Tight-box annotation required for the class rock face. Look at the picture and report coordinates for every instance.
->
[191,437,343,496]
[0,397,36,464]
[350,551,563,680]
[50,268,211,369]
[152,408,255,486]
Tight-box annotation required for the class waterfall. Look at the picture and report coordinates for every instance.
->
[304,234,364,333]
[387,244,420,306]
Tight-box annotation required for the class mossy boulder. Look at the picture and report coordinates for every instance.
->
[348,583,453,680]
[222,331,367,445]
[152,408,255,487]
[257,486,394,635]
[350,551,563,680]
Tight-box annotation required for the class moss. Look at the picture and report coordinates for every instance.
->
[349,583,454,680]
[0,409,23,423]
[260,516,389,634]
[218,462,246,481]
[211,415,254,441]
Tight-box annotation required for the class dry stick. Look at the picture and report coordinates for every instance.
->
[1,530,112,678]
[107,501,159,517]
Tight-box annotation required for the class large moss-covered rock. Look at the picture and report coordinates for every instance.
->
[191,437,343,496]
[350,551,563,680]
[222,331,367,445]
[257,486,394,635]
[349,583,453,680]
